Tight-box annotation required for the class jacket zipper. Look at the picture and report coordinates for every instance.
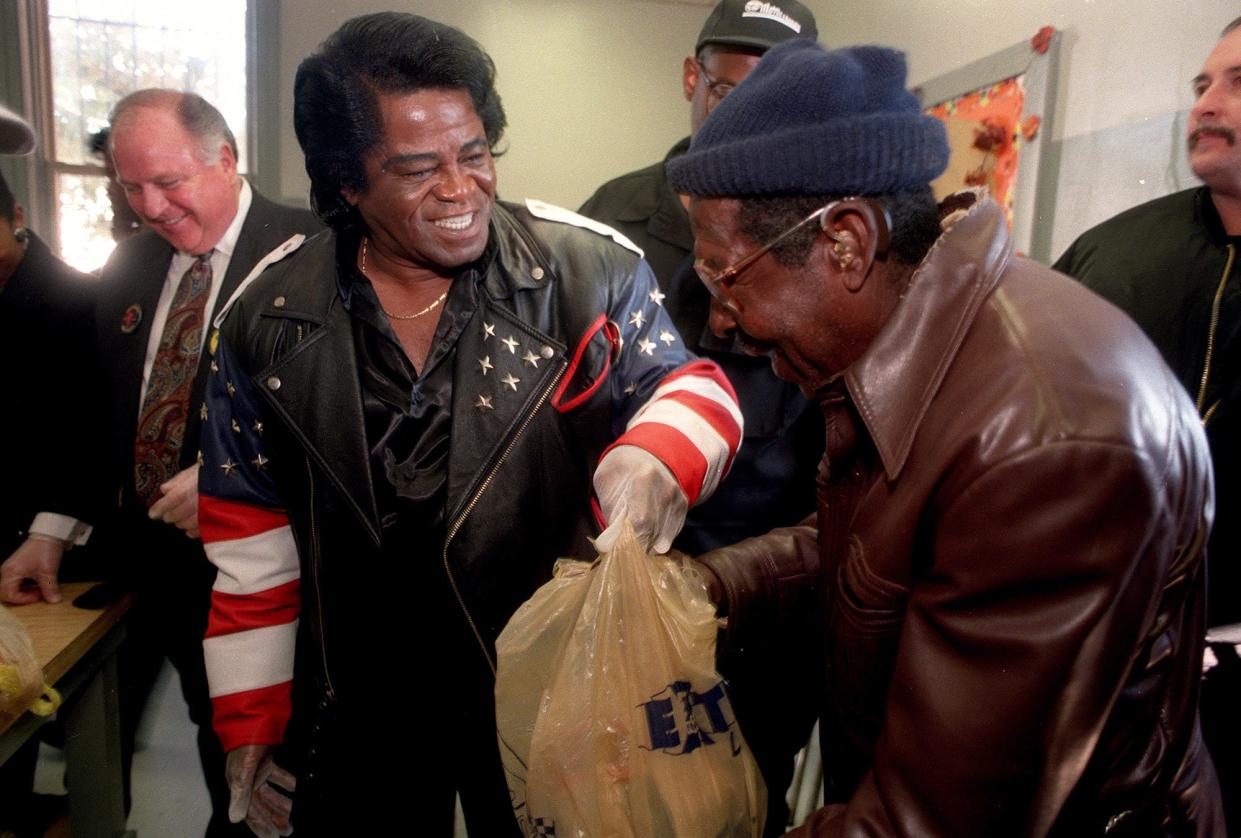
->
[305,455,336,701]
[290,299,334,700]
[442,363,566,676]
[1195,243,1234,423]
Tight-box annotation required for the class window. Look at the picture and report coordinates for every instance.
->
[37,1,249,270]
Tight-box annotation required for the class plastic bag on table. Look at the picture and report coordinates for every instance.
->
[496,519,766,837]
[0,602,59,726]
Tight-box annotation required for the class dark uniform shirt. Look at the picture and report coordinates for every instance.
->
[580,139,823,554]
[580,137,694,291]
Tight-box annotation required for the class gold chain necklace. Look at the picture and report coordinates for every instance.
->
[360,237,449,320]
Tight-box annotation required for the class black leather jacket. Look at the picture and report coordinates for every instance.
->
[1055,187,1240,628]
[208,200,713,765]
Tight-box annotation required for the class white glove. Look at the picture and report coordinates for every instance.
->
[593,445,688,554]
[227,744,296,837]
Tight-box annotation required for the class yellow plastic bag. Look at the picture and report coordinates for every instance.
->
[0,602,60,726]
[496,520,766,837]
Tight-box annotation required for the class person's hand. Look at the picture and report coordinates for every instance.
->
[593,445,688,554]
[149,464,200,539]
[248,754,296,837]
[227,744,296,836]
[226,744,267,826]
[0,537,66,604]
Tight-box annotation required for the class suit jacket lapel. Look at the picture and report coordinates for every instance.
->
[187,192,295,465]
[211,191,281,323]
[110,236,173,382]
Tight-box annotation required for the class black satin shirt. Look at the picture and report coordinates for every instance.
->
[334,230,489,551]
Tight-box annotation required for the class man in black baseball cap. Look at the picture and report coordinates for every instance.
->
[579,3,820,832]
[696,1,818,61]
[582,0,817,296]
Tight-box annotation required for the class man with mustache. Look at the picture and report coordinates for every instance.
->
[1055,20,1241,830]
[675,38,1224,834]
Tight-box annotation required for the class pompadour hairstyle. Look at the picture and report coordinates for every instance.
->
[293,12,507,231]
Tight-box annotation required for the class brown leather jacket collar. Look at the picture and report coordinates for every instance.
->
[846,196,1012,480]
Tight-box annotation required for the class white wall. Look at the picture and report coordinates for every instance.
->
[274,0,706,210]
[273,1,1235,258]
[805,0,1226,141]
[802,0,1235,258]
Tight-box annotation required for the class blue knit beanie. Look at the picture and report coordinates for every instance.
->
[667,39,949,197]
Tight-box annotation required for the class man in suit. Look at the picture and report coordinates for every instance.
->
[0,89,318,835]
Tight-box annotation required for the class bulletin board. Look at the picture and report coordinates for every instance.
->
[916,28,1061,262]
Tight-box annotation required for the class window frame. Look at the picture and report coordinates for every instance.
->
[0,0,282,265]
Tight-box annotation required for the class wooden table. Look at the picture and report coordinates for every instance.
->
[0,582,133,838]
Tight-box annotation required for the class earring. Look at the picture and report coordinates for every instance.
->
[13,227,28,244]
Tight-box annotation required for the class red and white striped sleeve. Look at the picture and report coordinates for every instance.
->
[198,332,300,752]
[605,359,742,507]
[200,502,300,750]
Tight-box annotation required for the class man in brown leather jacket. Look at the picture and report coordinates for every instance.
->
[667,39,1227,835]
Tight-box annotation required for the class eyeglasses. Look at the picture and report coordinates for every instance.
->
[696,60,737,102]
[692,198,891,315]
